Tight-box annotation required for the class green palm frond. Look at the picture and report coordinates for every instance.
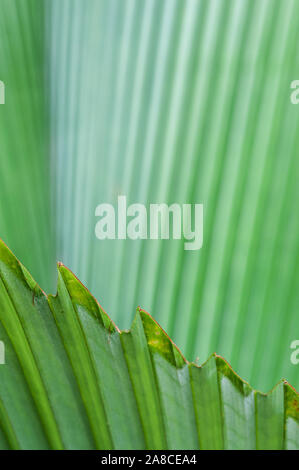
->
[0,0,55,291]
[0,0,298,396]
[0,240,298,449]
[47,0,299,393]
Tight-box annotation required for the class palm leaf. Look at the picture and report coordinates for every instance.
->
[0,239,297,450]
[0,0,298,397]
[48,0,299,394]
[0,0,55,292]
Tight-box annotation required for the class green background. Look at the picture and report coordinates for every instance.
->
[0,0,299,392]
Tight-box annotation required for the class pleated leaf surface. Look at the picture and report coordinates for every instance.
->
[0,240,297,450]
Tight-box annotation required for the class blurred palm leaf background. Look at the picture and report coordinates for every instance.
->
[1,0,299,392]
[0,0,55,290]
